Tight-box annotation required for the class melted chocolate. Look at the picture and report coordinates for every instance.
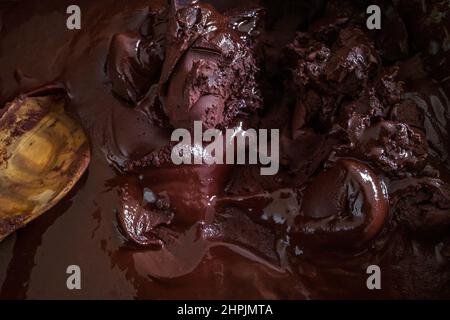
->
[0,0,449,299]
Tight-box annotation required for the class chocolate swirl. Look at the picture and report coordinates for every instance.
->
[295,160,389,248]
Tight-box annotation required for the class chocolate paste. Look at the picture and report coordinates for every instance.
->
[0,0,449,299]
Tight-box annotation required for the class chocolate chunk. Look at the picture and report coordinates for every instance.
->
[353,120,428,175]
[390,99,425,129]
[159,2,262,129]
[392,178,450,238]
[295,160,389,248]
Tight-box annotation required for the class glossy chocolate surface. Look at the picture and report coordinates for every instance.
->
[0,0,449,299]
